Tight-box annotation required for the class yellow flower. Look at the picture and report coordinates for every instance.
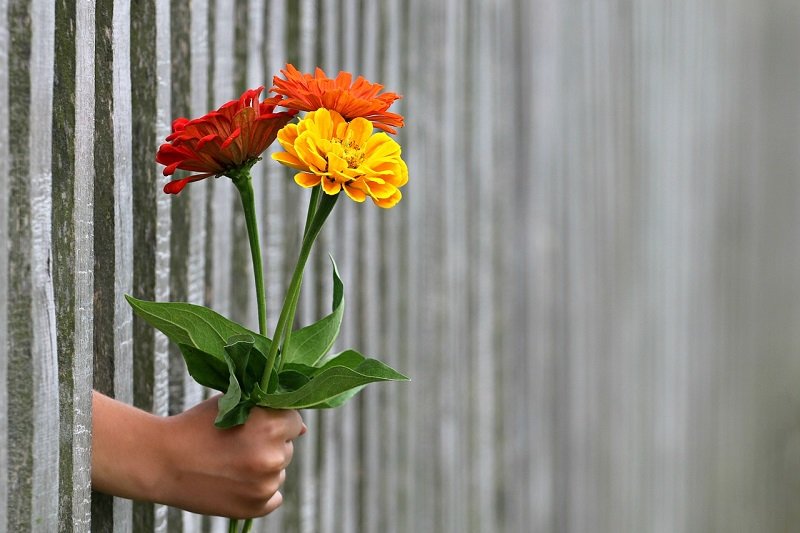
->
[272,108,408,208]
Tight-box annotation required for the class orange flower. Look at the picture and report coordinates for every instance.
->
[157,87,297,194]
[272,108,408,208]
[271,64,404,134]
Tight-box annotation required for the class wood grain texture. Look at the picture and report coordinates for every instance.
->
[70,1,95,530]
[3,1,800,532]
[0,0,10,527]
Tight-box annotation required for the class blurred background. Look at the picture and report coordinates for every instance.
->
[2,0,800,532]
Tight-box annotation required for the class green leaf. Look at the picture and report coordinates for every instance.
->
[254,350,408,409]
[215,396,253,428]
[311,386,366,408]
[223,335,267,394]
[177,343,230,392]
[125,295,272,361]
[214,337,266,428]
[278,369,311,391]
[282,257,344,366]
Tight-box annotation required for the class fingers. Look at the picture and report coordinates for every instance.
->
[249,408,305,441]
[262,490,283,515]
[252,471,286,517]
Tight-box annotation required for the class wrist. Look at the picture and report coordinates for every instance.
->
[91,392,171,503]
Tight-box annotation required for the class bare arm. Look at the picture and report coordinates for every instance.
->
[91,391,305,519]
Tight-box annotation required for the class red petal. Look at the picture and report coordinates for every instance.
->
[163,173,212,194]
[221,127,241,149]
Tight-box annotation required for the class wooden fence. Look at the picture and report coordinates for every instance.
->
[2,0,800,532]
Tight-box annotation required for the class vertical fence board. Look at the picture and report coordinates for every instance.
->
[263,0,286,343]
[51,0,77,528]
[29,0,59,529]
[472,1,497,531]
[52,0,94,529]
[260,2,286,532]
[0,0,10,527]
[165,2,191,531]
[296,4,319,533]
[317,2,340,531]
[6,0,34,527]
[71,1,96,529]
[130,0,166,530]
[441,1,467,531]
[208,4,235,532]
[401,0,425,530]
[379,3,404,532]
[152,2,172,531]
[359,2,380,533]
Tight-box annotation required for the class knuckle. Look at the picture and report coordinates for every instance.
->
[251,475,280,500]
[263,491,284,515]
[247,450,284,474]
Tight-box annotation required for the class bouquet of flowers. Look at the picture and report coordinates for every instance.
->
[127,64,409,532]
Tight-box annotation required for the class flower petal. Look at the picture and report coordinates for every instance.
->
[294,172,321,188]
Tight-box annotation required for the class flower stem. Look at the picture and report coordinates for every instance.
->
[279,186,322,362]
[261,188,337,388]
[231,168,266,533]
[232,171,267,337]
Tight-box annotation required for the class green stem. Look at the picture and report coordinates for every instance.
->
[232,171,267,337]
[261,189,338,388]
[231,168,266,533]
[280,187,323,362]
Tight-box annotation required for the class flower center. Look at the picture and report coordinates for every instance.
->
[335,139,365,169]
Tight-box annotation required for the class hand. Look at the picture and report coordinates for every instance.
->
[91,391,306,519]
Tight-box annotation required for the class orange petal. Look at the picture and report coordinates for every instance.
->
[294,172,321,188]
[344,183,367,203]
[272,151,308,171]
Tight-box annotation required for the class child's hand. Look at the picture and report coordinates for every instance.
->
[91,391,306,519]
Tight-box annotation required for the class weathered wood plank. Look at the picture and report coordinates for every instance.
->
[51,2,78,529]
[207,3,235,531]
[6,0,35,527]
[296,3,320,533]
[378,3,404,532]
[0,0,10,527]
[70,2,96,529]
[316,2,342,532]
[470,1,497,531]
[129,0,169,530]
[52,0,94,529]
[91,0,118,528]
[359,1,381,531]
[29,0,59,527]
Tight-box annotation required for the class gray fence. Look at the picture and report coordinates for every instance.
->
[3,0,800,532]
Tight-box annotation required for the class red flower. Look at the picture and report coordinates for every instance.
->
[157,87,297,194]
[271,64,404,134]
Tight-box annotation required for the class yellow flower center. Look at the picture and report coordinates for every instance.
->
[334,138,365,170]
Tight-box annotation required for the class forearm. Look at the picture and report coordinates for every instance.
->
[91,391,167,501]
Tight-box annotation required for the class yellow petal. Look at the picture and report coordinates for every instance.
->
[272,151,307,171]
[276,124,300,157]
[327,152,348,175]
[344,117,373,147]
[372,189,402,208]
[363,179,397,199]
[321,176,341,195]
[364,133,400,159]
[294,172,321,188]
[296,133,328,172]
[344,183,367,202]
